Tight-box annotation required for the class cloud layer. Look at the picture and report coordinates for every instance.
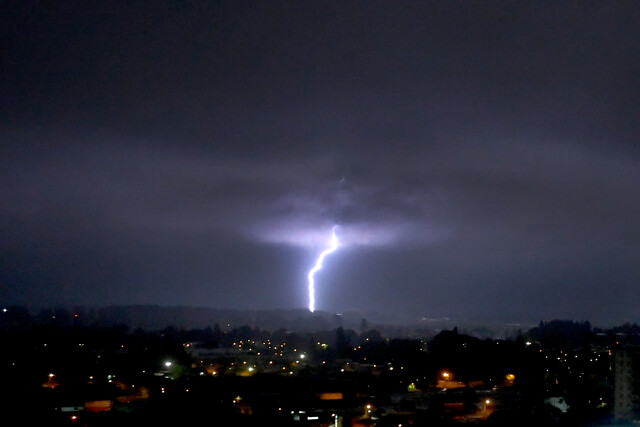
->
[1,1,639,323]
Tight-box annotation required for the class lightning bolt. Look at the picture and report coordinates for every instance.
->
[308,226,339,312]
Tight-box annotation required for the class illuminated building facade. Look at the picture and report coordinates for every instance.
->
[614,348,640,420]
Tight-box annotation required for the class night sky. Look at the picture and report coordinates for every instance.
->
[2,1,639,324]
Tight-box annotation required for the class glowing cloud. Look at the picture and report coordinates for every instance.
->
[307,226,339,312]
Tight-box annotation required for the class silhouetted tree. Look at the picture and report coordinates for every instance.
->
[360,318,369,333]
[335,327,350,358]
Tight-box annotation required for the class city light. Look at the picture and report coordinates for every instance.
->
[3,307,633,424]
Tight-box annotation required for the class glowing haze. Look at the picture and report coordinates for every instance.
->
[307,226,340,312]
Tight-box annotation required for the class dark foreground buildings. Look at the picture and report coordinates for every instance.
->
[614,348,640,421]
[4,308,640,426]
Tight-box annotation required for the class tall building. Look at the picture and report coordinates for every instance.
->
[614,348,640,420]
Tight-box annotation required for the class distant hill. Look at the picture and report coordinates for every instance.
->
[88,305,347,331]
[2,304,534,338]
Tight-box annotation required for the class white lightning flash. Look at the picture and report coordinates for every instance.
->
[308,226,339,312]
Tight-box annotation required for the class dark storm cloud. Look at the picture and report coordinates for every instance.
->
[1,1,639,323]
[2,136,638,313]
